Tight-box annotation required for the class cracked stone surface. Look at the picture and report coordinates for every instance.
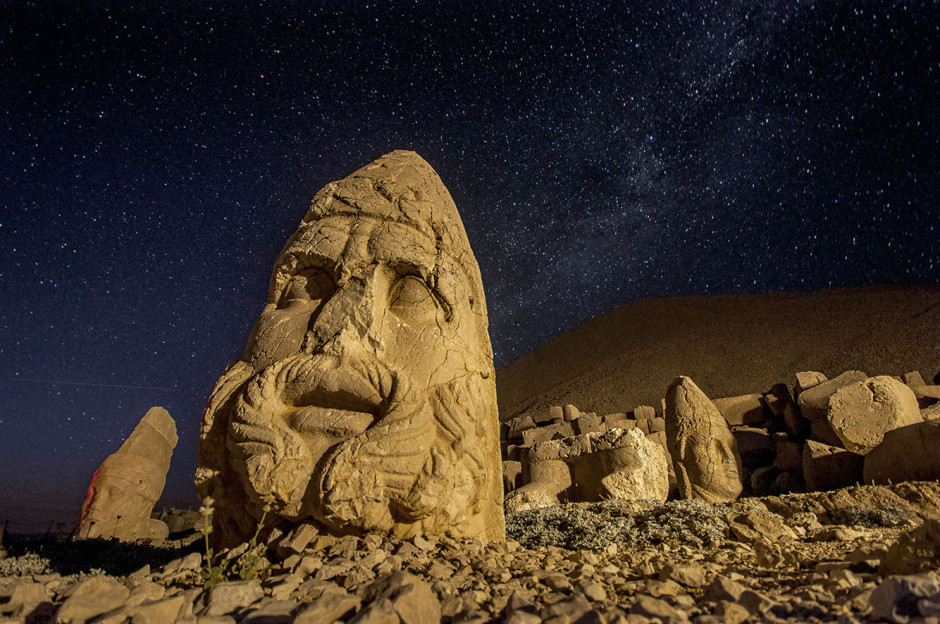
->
[195,150,504,545]
[76,407,177,542]
[665,376,744,504]
[828,375,923,455]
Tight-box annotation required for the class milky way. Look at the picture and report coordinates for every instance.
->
[1,1,937,530]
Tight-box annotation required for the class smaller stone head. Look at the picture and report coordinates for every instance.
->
[77,407,177,541]
[665,376,743,503]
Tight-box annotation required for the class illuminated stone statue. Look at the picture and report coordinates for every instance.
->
[77,406,177,541]
[196,151,504,545]
[665,376,743,503]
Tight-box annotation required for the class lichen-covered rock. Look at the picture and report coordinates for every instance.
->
[828,376,922,454]
[196,151,504,545]
[76,406,177,541]
[665,376,743,503]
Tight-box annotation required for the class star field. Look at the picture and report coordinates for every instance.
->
[1,1,937,532]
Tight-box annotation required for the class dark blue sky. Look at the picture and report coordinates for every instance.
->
[1,1,937,532]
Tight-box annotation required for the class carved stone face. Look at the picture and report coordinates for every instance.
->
[196,151,504,544]
[665,376,743,504]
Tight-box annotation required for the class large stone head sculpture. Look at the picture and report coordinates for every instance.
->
[196,151,504,545]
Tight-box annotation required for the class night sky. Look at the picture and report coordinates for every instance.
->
[2,1,937,533]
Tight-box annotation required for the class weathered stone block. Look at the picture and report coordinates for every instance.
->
[923,404,940,421]
[797,370,868,421]
[521,421,575,446]
[506,428,669,512]
[773,439,802,471]
[794,371,828,399]
[903,371,927,387]
[828,376,922,454]
[811,418,844,447]
[864,419,940,484]
[574,414,605,435]
[783,402,811,440]
[732,427,775,469]
[502,460,523,494]
[633,405,657,421]
[603,413,635,430]
[764,383,793,417]
[802,439,863,492]
[506,414,537,441]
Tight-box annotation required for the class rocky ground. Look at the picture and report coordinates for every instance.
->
[2,482,939,624]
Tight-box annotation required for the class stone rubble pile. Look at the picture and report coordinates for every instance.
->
[503,369,940,511]
[2,483,939,623]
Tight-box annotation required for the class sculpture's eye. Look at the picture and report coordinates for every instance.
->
[389,275,451,322]
[281,269,334,307]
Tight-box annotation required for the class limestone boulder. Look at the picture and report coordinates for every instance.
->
[828,376,923,454]
[864,419,940,485]
[76,406,177,541]
[195,151,504,545]
[665,376,743,503]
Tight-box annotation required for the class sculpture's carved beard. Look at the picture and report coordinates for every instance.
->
[224,351,488,537]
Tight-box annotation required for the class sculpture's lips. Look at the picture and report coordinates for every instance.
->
[277,353,392,437]
[288,405,376,438]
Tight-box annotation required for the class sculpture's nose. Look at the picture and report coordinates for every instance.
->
[305,265,388,357]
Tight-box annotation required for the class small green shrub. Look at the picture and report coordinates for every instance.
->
[198,495,273,588]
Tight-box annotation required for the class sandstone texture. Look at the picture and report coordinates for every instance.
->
[76,406,177,541]
[196,151,504,545]
[828,376,922,454]
[797,370,869,422]
[4,482,940,624]
[665,376,744,503]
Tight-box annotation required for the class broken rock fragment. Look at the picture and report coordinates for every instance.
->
[505,427,669,512]
[801,440,863,492]
[665,376,743,503]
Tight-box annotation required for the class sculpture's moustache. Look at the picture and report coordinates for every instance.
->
[227,351,434,524]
